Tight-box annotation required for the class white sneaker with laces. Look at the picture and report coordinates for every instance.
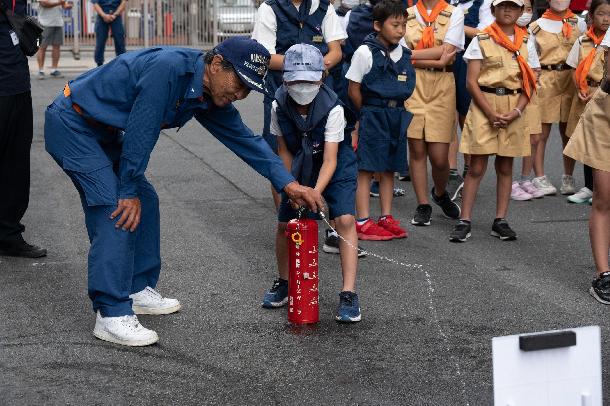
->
[130,286,181,315]
[567,187,593,204]
[560,174,576,195]
[532,175,557,195]
[93,312,159,346]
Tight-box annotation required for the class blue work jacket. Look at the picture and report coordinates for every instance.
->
[65,47,295,199]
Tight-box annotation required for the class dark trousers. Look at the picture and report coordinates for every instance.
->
[0,91,33,242]
[94,14,126,66]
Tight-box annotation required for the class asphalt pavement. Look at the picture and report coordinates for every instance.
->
[0,71,608,405]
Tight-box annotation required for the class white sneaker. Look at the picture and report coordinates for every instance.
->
[560,174,576,195]
[532,175,557,195]
[130,286,181,315]
[567,187,593,204]
[93,312,159,346]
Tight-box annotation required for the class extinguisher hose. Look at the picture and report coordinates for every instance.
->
[318,212,424,270]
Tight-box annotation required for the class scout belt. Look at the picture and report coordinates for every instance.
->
[541,63,570,71]
[419,65,454,73]
[587,79,602,88]
[363,97,406,108]
[480,86,522,96]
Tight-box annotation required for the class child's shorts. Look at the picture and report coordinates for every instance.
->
[357,105,410,173]
[565,85,599,137]
[564,86,610,172]
[460,92,530,157]
[524,93,542,135]
[406,69,457,143]
[538,69,576,124]
[278,147,358,222]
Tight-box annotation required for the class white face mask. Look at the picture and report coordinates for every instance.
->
[549,0,570,11]
[517,12,533,27]
[287,83,320,105]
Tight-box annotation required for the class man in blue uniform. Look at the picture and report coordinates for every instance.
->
[44,37,323,347]
[91,0,126,66]
[0,0,47,258]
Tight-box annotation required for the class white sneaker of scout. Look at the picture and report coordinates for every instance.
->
[130,286,181,315]
[93,312,159,346]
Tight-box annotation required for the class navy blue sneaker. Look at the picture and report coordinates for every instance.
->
[335,291,361,322]
[370,181,380,197]
[261,279,288,308]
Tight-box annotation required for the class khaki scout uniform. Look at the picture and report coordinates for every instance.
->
[404,4,457,143]
[530,18,582,124]
[564,84,610,172]
[566,36,607,137]
[524,93,542,135]
[460,33,531,157]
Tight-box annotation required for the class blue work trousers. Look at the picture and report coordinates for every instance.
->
[44,95,161,317]
[94,13,126,66]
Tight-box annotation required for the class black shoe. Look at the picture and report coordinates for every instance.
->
[446,173,464,201]
[0,240,47,258]
[590,272,610,305]
[431,187,461,219]
[322,229,367,258]
[449,220,471,242]
[490,218,517,241]
[411,204,432,226]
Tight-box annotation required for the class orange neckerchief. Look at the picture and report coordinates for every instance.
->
[483,23,537,99]
[541,9,577,38]
[415,0,449,49]
[574,27,606,94]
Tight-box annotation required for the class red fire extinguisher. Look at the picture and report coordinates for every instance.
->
[286,216,319,324]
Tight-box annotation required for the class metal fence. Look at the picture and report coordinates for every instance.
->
[28,0,259,57]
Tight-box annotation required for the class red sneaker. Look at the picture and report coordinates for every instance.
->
[377,215,408,239]
[356,219,394,241]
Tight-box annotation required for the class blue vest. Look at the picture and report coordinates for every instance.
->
[343,4,373,63]
[266,0,329,56]
[275,84,350,187]
[360,34,416,105]
[264,0,332,101]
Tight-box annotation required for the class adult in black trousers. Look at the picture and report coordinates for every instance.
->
[0,0,46,258]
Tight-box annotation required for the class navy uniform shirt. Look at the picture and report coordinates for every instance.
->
[67,47,295,199]
[90,0,122,12]
[0,0,30,96]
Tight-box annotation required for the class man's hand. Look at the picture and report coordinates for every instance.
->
[284,181,324,213]
[102,13,115,23]
[110,198,141,232]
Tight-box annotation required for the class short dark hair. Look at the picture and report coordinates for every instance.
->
[204,51,235,72]
[589,0,610,16]
[373,0,407,25]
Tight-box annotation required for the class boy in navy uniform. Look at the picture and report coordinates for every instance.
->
[252,0,346,156]
[44,37,323,346]
[261,44,362,322]
[91,0,126,66]
[346,0,416,240]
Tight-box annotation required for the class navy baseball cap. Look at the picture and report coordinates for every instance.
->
[213,37,270,94]
[283,44,325,82]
